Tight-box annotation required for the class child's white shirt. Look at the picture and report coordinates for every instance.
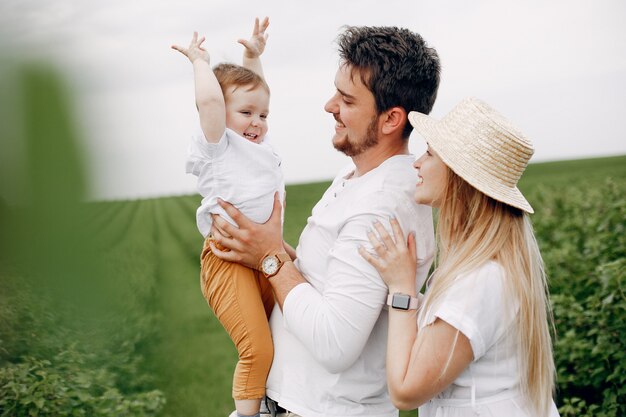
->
[186,127,285,238]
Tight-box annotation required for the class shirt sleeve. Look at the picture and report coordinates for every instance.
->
[422,262,515,360]
[282,191,430,373]
[185,127,229,176]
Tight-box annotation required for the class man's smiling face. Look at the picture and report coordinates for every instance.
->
[324,64,380,157]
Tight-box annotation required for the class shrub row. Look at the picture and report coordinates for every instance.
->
[529,178,625,416]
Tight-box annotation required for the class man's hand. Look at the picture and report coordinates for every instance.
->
[171,31,210,64]
[210,192,284,269]
[238,17,269,59]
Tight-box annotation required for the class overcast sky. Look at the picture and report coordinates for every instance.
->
[2,0,625,200]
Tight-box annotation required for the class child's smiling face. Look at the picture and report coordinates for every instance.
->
[224,85,270,144]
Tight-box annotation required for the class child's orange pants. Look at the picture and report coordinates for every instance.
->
[200,237,275,400]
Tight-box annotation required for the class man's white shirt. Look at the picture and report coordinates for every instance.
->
[266,155,435,417]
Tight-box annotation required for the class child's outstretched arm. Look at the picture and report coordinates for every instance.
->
[172,32,225,143]
[238,17,269,79]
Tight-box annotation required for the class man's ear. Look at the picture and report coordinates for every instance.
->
[380,106,407,135]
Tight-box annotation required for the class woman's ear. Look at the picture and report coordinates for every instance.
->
[381,106,407,136]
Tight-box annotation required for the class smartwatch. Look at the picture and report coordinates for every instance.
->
[387,293,420,311]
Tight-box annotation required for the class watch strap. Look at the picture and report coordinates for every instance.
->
[275,252,291,263]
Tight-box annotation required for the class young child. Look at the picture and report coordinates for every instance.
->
[172,17,284,417]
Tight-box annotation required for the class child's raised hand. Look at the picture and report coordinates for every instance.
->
[238,17,269,59]
[171,32,210,64]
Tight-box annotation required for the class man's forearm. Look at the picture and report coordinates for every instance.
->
[273,261,387,373]
[268,261,306,309]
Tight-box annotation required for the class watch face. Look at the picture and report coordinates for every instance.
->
[392,293,411,310]
[262,256,279,275]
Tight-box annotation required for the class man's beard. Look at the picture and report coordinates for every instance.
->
[333,115,379,157]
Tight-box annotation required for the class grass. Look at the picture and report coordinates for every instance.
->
[519,154,626,189]
[135,155,625,417]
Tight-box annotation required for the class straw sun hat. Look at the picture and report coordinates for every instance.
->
[408,97,534,213]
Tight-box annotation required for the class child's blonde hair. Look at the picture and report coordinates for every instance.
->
[423,169,555,417]
[213,63,270,97]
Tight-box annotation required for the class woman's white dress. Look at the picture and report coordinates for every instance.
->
[417,261,560,417]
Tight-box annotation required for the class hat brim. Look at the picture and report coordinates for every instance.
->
[408,111,534,214]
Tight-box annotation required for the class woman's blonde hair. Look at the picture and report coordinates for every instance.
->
[422,168,555,416]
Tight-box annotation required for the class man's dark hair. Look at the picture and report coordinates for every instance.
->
[337,26,440,138]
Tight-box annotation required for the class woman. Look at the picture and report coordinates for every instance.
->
[359,97,559,416]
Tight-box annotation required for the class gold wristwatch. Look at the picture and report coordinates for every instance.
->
[260,253,291,278]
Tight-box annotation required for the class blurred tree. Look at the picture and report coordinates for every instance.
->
[0,62,164,416]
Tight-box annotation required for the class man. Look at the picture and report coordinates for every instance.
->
[210,26,441,417]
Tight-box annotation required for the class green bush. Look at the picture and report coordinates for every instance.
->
[0,254,166,417]
[0,353,164,417]
[529,178,626,416]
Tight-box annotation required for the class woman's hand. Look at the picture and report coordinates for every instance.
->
[358,218,418,293]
